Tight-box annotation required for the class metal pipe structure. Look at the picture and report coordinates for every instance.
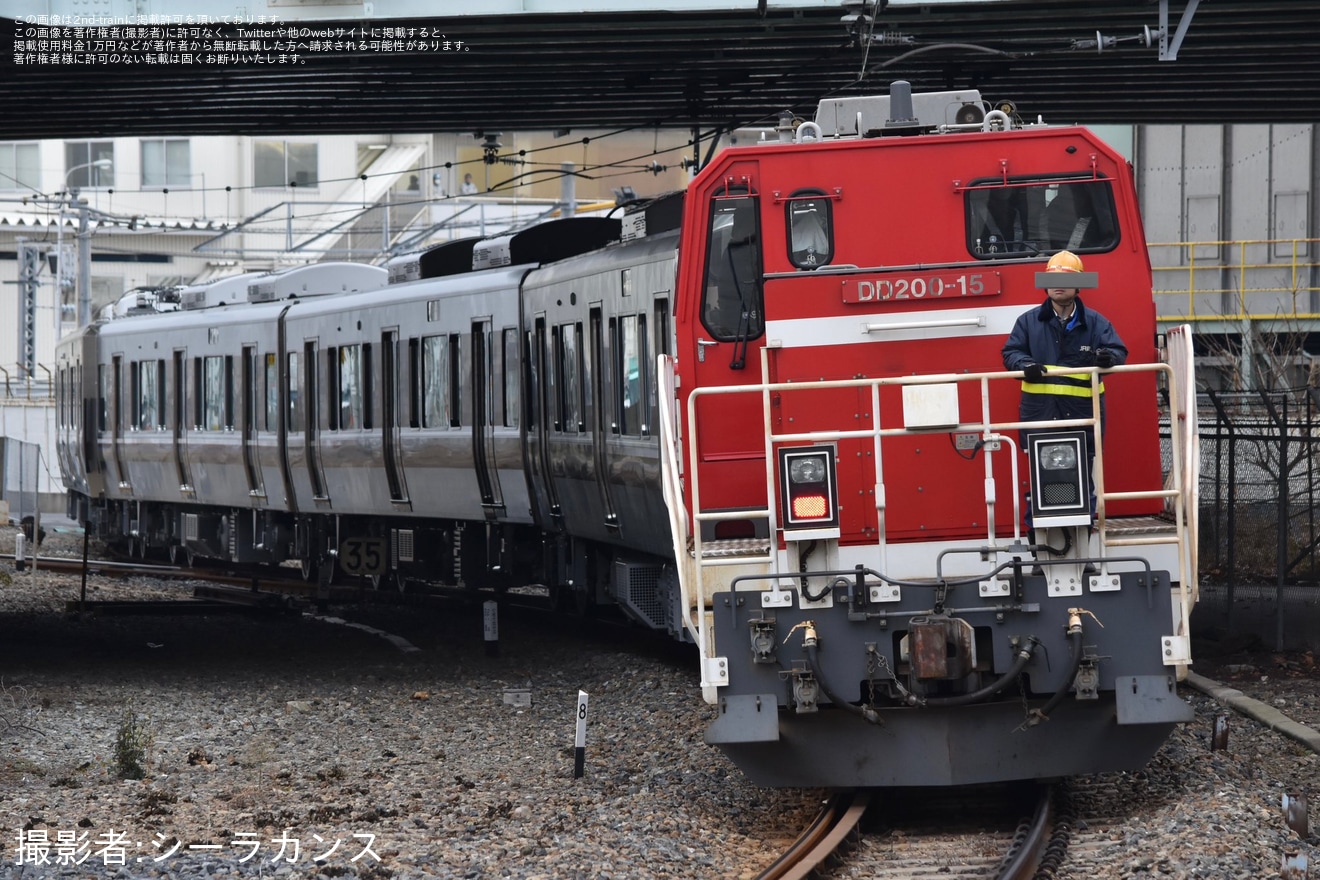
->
[59,157,112,331]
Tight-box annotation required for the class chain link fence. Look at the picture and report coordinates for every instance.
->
[1187,387,1320,651]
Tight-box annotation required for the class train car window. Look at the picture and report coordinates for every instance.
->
[172,353,185,441]
[224,356,234,431]
[264,353,278,432]
[701,196,764,342]
[608,316,619,435]
[139,360,160,430]
[525,325,541,432]
[559,323,582,433]
[287,352,303,433]
[448,333,462,428]
[381,332,397,430]
[192,357,202,430]
[551,325,564,431]
[362,343,374,431]
[326,347,340,431]
[202,356,224,431]
[638,312,651,435]
[130,361,142,430]
[304,344,321,440]
[338,344,363,430]
[97,365,107,433]
[786,191,834,269]
[589,309,604,435]
[618,315,642,436]
[242,349,256,436]
[502,327,519,429]
[112,357,123,434]
[654,298,670,356]
[476,325,494,427]
[965,177,1119,258]
[155,360,166,430]
[407,338,421,429]
[421,335,449,429]
[543,322,558,432]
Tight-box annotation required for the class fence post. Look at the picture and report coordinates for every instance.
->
[1259,389,1288,652]
[1206,389,1237,624]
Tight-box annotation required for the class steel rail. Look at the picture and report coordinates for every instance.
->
[754,790,870,880]
[997,785,1055,880]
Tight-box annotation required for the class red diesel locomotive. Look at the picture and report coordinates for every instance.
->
[662,84,1198,786]
[57,84,1198,788]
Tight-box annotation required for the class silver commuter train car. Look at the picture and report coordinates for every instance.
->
[55,212,681,622]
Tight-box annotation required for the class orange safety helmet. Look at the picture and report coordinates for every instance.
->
[1045,250,1084,273]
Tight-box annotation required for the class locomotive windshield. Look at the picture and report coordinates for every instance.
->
[966,177,1119,258]
[701,196,764,342]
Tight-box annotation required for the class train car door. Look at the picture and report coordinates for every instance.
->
[471,320,504,517]
[381,329,409,504]
[589,306,619,530]
[240,345,266,502]
[110,354,130,491]
[275,312,296,511]
[304,341,327,500]
[171,351,193,493]
[527,316,562,523]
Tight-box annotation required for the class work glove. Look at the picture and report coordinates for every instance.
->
[1095,349,1115,369]
[1022,362,1046,381]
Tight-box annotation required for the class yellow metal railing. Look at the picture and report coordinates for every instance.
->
[1149,238,1320,322]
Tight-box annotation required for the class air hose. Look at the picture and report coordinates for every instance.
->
[1025,611,1086,726]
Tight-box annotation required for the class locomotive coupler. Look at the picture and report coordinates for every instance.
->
[909,615,976,681]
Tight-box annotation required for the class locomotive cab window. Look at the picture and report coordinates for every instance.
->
[701,194,764,342]
[965,176,1118,259]
[786,191,834,269]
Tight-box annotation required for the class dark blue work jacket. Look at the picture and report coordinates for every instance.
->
[1001,297,1128,426]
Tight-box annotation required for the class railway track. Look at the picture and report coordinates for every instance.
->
[4,550,576,621]
[755,790,871,880]
[758,784,1061,880]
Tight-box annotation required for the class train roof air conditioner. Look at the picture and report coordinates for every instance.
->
[247,263,388,303]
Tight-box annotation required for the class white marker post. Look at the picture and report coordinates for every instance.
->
[483,600,499,657]
[573,690,589,778]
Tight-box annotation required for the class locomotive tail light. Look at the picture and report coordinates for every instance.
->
[1028,431,1092,528]
[778,445,839,539]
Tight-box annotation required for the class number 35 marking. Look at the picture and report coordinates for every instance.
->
[339,537,387,575]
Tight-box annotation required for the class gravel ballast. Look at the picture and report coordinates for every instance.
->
[1,523,1318,879]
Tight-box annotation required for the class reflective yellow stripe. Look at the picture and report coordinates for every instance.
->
[1042,365,1091,383]
[1021,380,1106,397]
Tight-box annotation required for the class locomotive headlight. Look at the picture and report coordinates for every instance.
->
[1028,431,1092,528]
[778,446,840,539]
[789,457,826,484]
[1040,442,1078,471]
